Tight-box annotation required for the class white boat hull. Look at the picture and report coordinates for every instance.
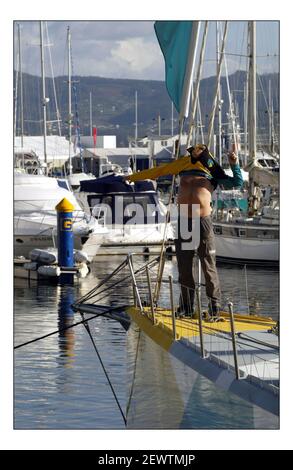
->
[101,223,174,246]
[215,234,279,263]
[14,231,105,262]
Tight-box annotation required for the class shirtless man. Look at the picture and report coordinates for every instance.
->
[126,144,243,318]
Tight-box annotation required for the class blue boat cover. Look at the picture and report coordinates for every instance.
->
[79,174,155,194]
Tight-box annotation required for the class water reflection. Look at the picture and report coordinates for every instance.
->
[57,285,75,368]
[126,325,278,429]
[14,256,279,429]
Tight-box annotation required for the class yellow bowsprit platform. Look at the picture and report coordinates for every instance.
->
[126,306,276,349]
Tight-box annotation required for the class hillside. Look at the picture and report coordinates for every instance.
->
[14,71,279,147]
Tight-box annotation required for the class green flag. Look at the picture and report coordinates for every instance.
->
[154,21,195,117]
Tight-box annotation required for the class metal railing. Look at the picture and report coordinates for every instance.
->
[124,254,278,386]
[74,253,279,387]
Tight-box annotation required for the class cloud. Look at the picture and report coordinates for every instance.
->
[15,20,164,79]
[108,37,163,79]
[14,20,279,80]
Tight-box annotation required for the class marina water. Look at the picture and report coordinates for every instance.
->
[14,255,278,429]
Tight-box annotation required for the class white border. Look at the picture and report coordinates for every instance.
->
[1,0,292,452]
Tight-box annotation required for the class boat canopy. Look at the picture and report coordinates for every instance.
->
[79,174,155,194]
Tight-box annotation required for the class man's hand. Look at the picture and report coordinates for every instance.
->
[228,151,238,165]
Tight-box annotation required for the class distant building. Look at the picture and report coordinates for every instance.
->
[72,147,150,177]
[134,134,188,160]
[78,135,117,149]
[14,136,77,170]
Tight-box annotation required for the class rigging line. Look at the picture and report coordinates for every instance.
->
[14,306,122,350]
[88,259,161,305]
[125,327,141,418]
[80,312,127,426]
[74,258,128,304]
[79,257,160,304]
[257,74,270,116]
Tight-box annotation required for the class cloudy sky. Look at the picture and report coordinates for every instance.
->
[14,20,279,80]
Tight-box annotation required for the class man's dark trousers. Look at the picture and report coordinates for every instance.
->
[174,215,221,315]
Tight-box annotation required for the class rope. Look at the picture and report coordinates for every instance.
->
[80,312,127,426]
[75,258,128,304]
[76,257,159,306]
[14,306,122,350]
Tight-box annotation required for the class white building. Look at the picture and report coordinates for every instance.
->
[78,135,117,149]
[14,136,77,169]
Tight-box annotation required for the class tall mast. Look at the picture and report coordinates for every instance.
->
[40,21,48,175]
[18,25,24,151]
[89,91,93,136]
[268,79,275,153]
[207,21,228,148]
[216,21,223,164]
[186,20,208,148]
[158,111,161,137]
[135,90,138,142]
[14,24,24,168]
[248,21,257,164]
[243,76,249,166]
[67,26,72,175]
[45,22,62,137]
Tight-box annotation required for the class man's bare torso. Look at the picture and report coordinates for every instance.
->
[177,175,213,218]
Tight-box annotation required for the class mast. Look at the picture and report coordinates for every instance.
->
[89,91,93,136]
[135,90,138,142]
[179,21,200,123]
[186,21,208,148]
[40,21,48,175]
[243,77,249,166]
[268,79,275,153]
[216,21,222,164]
[45,22,62,137]
[248,21,257,164]
[18,24,24,168]
[153,20,200,304]
[158,111,161,137]
[67,26,72,175]
[207,21,228,148]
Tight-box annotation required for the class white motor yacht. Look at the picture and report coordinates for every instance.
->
[14,172,108,261]
[76,175,174,252]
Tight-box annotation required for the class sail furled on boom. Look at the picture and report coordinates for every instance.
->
[154,21,199,119]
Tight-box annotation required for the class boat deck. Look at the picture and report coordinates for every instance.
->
[73,300,279,416]
[127,307,279,389]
